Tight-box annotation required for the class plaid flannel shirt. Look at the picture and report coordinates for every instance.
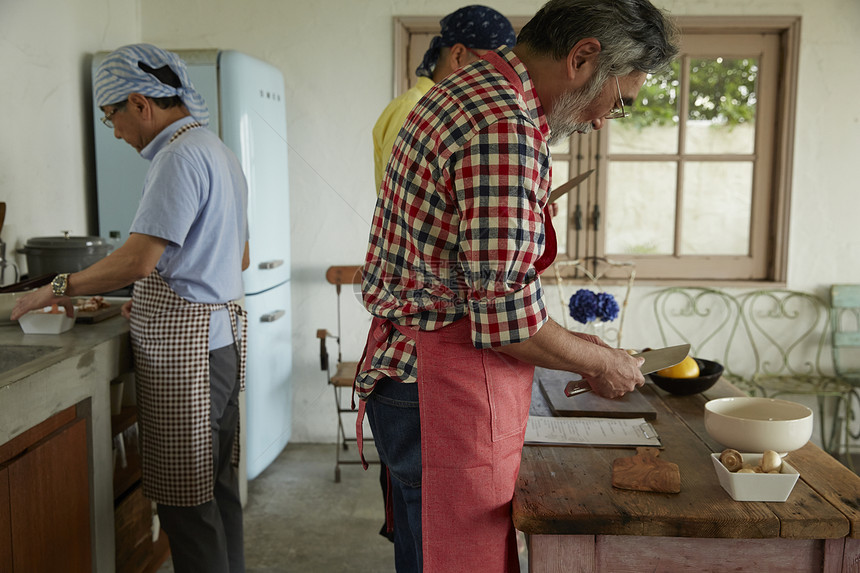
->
[358,47,552,396]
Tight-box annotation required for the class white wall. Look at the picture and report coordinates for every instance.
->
[0,0,139,261]
[3,0,859,443]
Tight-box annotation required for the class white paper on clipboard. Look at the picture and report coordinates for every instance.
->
[524,415,661,447]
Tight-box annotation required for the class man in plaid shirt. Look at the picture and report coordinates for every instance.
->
[357,1,679,570]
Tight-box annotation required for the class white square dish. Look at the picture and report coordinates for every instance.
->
[18,306,77,334]
[711,452,799,502]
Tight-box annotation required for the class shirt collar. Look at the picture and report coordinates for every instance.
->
[487,47,549,140]
[140,116,199,161]
[415,76,436,91]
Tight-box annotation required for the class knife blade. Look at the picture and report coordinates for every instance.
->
[549,170,594,204]
[564,343,692,397]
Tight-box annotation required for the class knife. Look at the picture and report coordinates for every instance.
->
[564,343,692,397]
[549,170,594,204]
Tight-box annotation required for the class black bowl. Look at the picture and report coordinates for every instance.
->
[649,358,724,395]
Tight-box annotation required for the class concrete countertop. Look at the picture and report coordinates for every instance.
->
[0,314,131,390]
[0,314,133,573]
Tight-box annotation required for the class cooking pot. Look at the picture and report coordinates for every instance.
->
[18,233,113,276]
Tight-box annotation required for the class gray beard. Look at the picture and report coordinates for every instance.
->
[546,77,605,145]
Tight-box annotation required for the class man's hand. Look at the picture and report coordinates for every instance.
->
[121,299,133,319]
[496,318,645,399]
[11,285,74,320]
[580,347,645,399]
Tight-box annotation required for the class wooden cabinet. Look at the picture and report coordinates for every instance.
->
[0,405,91,573]
[0,468,12,573]
[112,406,170,573]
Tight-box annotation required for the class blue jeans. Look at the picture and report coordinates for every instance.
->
[366,377,422,573]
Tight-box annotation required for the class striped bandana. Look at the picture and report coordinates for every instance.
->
[94,44,210,126]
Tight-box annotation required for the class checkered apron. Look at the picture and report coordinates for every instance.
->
[130,270,247,506]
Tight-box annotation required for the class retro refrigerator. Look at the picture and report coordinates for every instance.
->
[92,50,292,480]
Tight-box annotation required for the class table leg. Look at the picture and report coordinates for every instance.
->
[827,537,860,573]
[528,534,595,573]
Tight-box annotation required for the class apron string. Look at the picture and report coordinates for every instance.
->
[353,317,392,469]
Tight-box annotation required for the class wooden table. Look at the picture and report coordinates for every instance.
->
[514,376,860,572]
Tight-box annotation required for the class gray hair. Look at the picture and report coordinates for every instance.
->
[518,0,679,86]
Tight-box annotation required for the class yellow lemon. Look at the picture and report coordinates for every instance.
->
[656,355,700,378]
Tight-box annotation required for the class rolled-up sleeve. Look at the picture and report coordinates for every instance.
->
[452,117,551,348]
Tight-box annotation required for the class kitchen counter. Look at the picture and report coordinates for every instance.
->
[0,316,132,573]
[515,376,860,572]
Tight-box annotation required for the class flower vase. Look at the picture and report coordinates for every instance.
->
[578,320,605,338]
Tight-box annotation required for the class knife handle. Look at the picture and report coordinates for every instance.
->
[564,380,592,397]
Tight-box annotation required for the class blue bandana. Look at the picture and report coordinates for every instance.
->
[94,44,210,126]
[416,5,516,78]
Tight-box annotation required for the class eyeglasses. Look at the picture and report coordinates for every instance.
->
[605,77,629,120]
[100,102,126,128]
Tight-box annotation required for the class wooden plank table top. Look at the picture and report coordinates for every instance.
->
[514,376,860,542]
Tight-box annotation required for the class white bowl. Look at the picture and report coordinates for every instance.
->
[704,397,813,453]
[711,452,799,502]
[18,306,77,334]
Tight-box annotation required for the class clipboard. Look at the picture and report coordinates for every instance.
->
[524,415,661,447]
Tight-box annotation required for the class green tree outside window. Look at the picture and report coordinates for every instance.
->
[630,58,758,129]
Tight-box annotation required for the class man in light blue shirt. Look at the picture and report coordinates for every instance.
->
[13,43,250,573]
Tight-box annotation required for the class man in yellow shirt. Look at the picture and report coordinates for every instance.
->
[372,5,517,194]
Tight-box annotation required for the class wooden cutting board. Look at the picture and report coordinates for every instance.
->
[612,447,681,493]
[74,297,127,323]
[537,367,657,421]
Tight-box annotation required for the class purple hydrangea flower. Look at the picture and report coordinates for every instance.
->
[568,289,599,324]
[569,289,619,323]
[596,291,619,322]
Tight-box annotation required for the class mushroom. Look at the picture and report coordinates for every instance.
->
[760,450,782,473]
[719,448,744,472]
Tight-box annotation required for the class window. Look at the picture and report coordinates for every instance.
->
[393,16,800,283]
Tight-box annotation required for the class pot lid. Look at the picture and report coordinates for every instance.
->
[24,234,108,249]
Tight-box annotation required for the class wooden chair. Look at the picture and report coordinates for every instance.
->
[552,256,635,348]
[316,265,374,482]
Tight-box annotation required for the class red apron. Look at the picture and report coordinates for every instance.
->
[408,318,534,572]
[357,212,556,572]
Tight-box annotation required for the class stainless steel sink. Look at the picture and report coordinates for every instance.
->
[0,345,62,374]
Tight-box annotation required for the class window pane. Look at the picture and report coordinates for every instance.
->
[686,57,758,154]
[605,162,677,255]
[680,161,752,255]
[550,161,570,253]
[609,63,680,155]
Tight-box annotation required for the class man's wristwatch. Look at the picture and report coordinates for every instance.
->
[51,273,71,297]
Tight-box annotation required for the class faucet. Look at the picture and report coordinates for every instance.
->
[0,240,19,286]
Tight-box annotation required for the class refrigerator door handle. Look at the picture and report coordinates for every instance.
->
[260,309,286,323]
[258,259,285,270]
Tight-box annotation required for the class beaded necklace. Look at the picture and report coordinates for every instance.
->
[169,121,202,143]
